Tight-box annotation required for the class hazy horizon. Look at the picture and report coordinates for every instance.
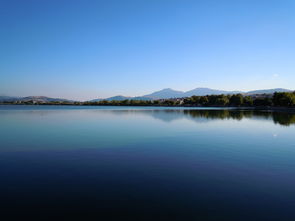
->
[1,86,294,102]
[1,0,295,100]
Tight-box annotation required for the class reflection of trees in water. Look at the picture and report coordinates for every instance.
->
[4,108,295,126]
[104,109,295,126]
[272,113,295,126]
[184,110,245,121]
[21,108,293,126]
[183,110,295,126]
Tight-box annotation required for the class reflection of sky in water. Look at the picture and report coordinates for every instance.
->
[0,106,295,152]
[1,106,295,219]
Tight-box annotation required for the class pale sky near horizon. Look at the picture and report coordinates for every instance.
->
[1,0,295,101]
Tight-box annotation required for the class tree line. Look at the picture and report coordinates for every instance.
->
[182,92,295,107]
[1,92,295,108]
[83,92,295,107]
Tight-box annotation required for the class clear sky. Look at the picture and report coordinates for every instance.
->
[1,0,295,100]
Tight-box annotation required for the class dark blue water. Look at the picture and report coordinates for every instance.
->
[1,105,295,220]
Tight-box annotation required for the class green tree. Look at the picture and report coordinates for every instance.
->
[273,92,295,107]
[215,95,229,106]
[243,96,253,106]
[253,97,272,106]
[229,94,243,106]
[199,96,209,106]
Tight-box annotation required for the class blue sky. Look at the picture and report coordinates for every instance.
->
[1,0,295,100]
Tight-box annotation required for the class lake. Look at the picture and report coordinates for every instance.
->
[1,105,295,220]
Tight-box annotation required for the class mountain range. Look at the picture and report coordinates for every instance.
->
[0,96,73,103]
[91,88,292,101]
[0,88,292,102]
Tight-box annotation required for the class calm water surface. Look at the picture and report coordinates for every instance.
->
[1,105,295,220]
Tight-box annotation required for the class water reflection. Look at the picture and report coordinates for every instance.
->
[102,109,295,126]
[185,110,295,126]
[1,106,295,126]
[1,106,295,220]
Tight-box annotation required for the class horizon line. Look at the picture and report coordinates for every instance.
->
[1,87,294,102]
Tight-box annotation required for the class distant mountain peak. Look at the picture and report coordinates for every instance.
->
[143,88,184,99]
[0,96,73,102]
[161,88,179,91]
[246,88,291,95]
[105,95,131,101]
[184,88,240,97]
